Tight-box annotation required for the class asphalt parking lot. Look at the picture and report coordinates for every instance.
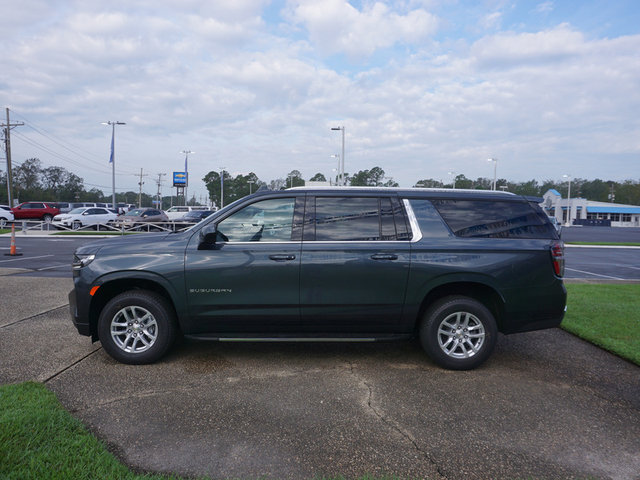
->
[1,267,639,480]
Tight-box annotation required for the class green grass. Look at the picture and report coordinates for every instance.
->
[0,228,10,235]
[563,284,640,365]
[566,241,640,247]
[0,382,185,480]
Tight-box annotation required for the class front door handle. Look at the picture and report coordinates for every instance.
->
[370,254,398,261]
[269,254,296,262]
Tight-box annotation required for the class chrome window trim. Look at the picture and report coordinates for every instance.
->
[403,199,422,243]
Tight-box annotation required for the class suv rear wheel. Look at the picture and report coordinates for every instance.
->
[419,296,497,370]
[97,290,177,364]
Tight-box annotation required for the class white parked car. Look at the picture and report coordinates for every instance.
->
[165,205,211,220]
[52,207,118,230]
[0,205,14,227]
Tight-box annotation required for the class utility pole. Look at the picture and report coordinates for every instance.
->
[136,168,148,208]
[181,150,194,206]
[154,173,166,209]
[2,108,24,207]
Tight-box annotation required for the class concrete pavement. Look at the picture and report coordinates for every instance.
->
[1,270,639,479]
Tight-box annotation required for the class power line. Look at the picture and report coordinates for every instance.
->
[9,109,138,176]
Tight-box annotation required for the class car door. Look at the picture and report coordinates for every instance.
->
[183,196,304,335]
[299,195,412,334]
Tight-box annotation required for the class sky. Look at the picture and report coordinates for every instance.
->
[1,0,640,202]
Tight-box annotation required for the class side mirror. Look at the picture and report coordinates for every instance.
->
[198,224,218,250]
[200,224,217,242]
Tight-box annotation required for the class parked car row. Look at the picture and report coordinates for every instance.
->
[1,201,215,231]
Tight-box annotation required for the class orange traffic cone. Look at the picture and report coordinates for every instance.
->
[4,223,23,256]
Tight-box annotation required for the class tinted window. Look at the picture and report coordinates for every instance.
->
[312,197,408,242]
[431,199,558,239]
[217,198,295,242]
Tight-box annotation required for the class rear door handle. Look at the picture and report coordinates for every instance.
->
[370,254,398,261]
[269,254,296,262]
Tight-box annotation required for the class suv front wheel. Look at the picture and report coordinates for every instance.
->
[419,296,497,370]
[97,290,177,364]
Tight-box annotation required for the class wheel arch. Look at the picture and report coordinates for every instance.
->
[416,280,506,332]
[88,274,181,340]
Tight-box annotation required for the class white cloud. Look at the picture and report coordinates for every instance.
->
[286,0,438,58]
[1,2,639,195]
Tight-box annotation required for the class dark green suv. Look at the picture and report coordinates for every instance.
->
[69,187,566,370]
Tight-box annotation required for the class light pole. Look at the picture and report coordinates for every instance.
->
[331,126,345,186]
[448,171,456,189]
[330,154,340,185]
[563,174,572,226]
[487,158,498,190]
[248,180,255,194]
[219,167,226,208]
[102,121,126,208]
[181,150,194,206]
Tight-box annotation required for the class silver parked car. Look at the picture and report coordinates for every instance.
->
[113,208,169,230]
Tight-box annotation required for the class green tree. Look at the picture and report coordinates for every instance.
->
[203,170,233,208]
[286,170,304,188]
[509,179,540,196]
[13,158,43,200]
[350,166,386,186]
[309,173,326,182]
[414,179,443,188]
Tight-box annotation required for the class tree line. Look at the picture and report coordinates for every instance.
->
[2,157,639,208]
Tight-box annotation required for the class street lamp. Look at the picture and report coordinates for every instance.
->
[248,180,255,194]
[181,150,194,206]
[331,126,345,186]
[102,121,126,209]
[448,171,456,189]
[219,167,226,208]
[563,174,572,226]
[330,154,340,185]
[487,158,498,190]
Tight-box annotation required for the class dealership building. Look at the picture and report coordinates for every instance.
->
[542,189,640,227]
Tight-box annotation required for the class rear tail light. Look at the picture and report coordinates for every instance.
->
[550,241,564,277]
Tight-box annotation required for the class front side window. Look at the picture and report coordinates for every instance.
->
[217,198,295,242]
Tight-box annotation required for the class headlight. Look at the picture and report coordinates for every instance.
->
[72,253,95,269]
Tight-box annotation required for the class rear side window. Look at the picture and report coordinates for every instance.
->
[431,199,558,239]
[312,197,409,241]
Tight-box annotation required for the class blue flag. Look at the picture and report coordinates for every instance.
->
[109,129,114,163]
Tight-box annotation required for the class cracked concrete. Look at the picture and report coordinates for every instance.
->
[2,271,640,479]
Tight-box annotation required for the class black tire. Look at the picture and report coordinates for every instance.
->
[42,214,53,223]
[72,220,82,230]
[419,295,497,370]
[97,290,178,364]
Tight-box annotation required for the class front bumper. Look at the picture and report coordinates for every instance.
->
[68,287,91,336]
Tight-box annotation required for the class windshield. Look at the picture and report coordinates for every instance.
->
[69,208,85,214]
[127,209,145,216]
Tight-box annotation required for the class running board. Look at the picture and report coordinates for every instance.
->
[184,334,412,342]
